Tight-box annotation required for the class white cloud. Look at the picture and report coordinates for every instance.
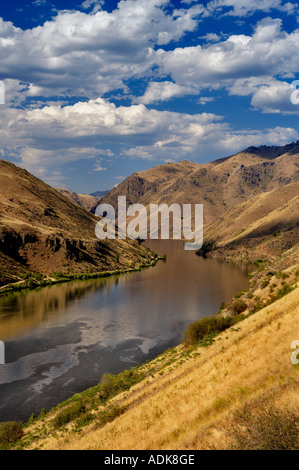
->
[81,0,105,14]
[134,81,198,104]
[219,126,299,150]
[4,98,223,151]
[0,0,199,100]
[198,96,215,105]
[93,164,107,171]
[0,0,298,186]
[201,32,221,42]
[206,0,298,17]
[1,96,296,176]
[155,18,299,106]
[251,80,299,114]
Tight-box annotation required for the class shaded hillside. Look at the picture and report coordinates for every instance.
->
[0,160,154,287]
[56,188,99,213]
[102,142,299,226]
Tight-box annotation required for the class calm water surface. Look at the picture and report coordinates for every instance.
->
[0,241,250,421]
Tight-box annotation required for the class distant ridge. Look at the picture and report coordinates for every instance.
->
[102,141,299,226]
[90,190,110,199]
[56,188,99,212]
[101,142,299,263]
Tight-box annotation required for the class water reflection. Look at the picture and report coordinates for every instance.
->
[0,278,116,341]
[0,241,250,421]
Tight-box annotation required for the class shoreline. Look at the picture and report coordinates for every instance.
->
[0,254,167,297]
[3,282,298,450]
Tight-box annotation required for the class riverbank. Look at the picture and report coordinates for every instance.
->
[1,239,298,450]
[2,280,298,450]
[0,253,167,297]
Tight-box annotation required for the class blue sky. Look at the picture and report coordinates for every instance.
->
[0,0,299,193]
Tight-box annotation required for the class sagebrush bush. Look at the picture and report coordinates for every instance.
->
[230,299,247,315]
[98,369,144,402]
[98,405,125,426]
[0,421,23,448]
[183,315,235,346]
[53,401,86,428]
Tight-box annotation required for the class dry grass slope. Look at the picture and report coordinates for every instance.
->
[0,159,156,287]
[14,284,298,450]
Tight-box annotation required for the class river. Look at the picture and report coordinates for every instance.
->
[0,240,250,421]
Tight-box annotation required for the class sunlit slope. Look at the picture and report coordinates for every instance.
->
[31,285,299,450]
[0,159,153,286]
[102,142,299,226]
[203,181,299,264]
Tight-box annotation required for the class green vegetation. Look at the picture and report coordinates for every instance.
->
[0,421,23,449]
[51,368,145,423]
[97,405,126,427]
[273,283,294,301]
[230,299,247,315]
[53,401,87,429]
[183,314,244,347]
[0,256,161,297]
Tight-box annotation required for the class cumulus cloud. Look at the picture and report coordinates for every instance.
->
[206,0,298,17]
[0,0,298,187]
[1,97,296,178]
[0,3,298,112]
[0,0,200,99]
[155,17,299,112]
[3,98,223,153]
[134,81,198,104]
[251,80,299,114]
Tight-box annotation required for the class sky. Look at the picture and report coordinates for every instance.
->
[0,0,299,193]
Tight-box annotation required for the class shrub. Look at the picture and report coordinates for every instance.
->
[261,278,270,289]
[0,421,23,448]
[183,316,235,346]
[275,271,289,280]
[53,401,86,428]
[99,369,143,402]
[38,408,47,420]
[229,402,299,450]
[217,301,226,314]
[98,405,125,426]
[230,299,247,315]
[274,283,294,301]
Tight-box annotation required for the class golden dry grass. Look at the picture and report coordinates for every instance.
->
[29,285,299,451]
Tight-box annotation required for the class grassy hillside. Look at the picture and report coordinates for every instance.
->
[5,280,298,450]
[0,159,156,289]
[102,142,299,226]
[201,181,299,265]
[1,143,298,450]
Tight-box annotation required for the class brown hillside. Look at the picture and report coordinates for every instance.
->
[102,142,299,226]
[0,160,154,287]
[203,181,299,264]
[56,188,99,213]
